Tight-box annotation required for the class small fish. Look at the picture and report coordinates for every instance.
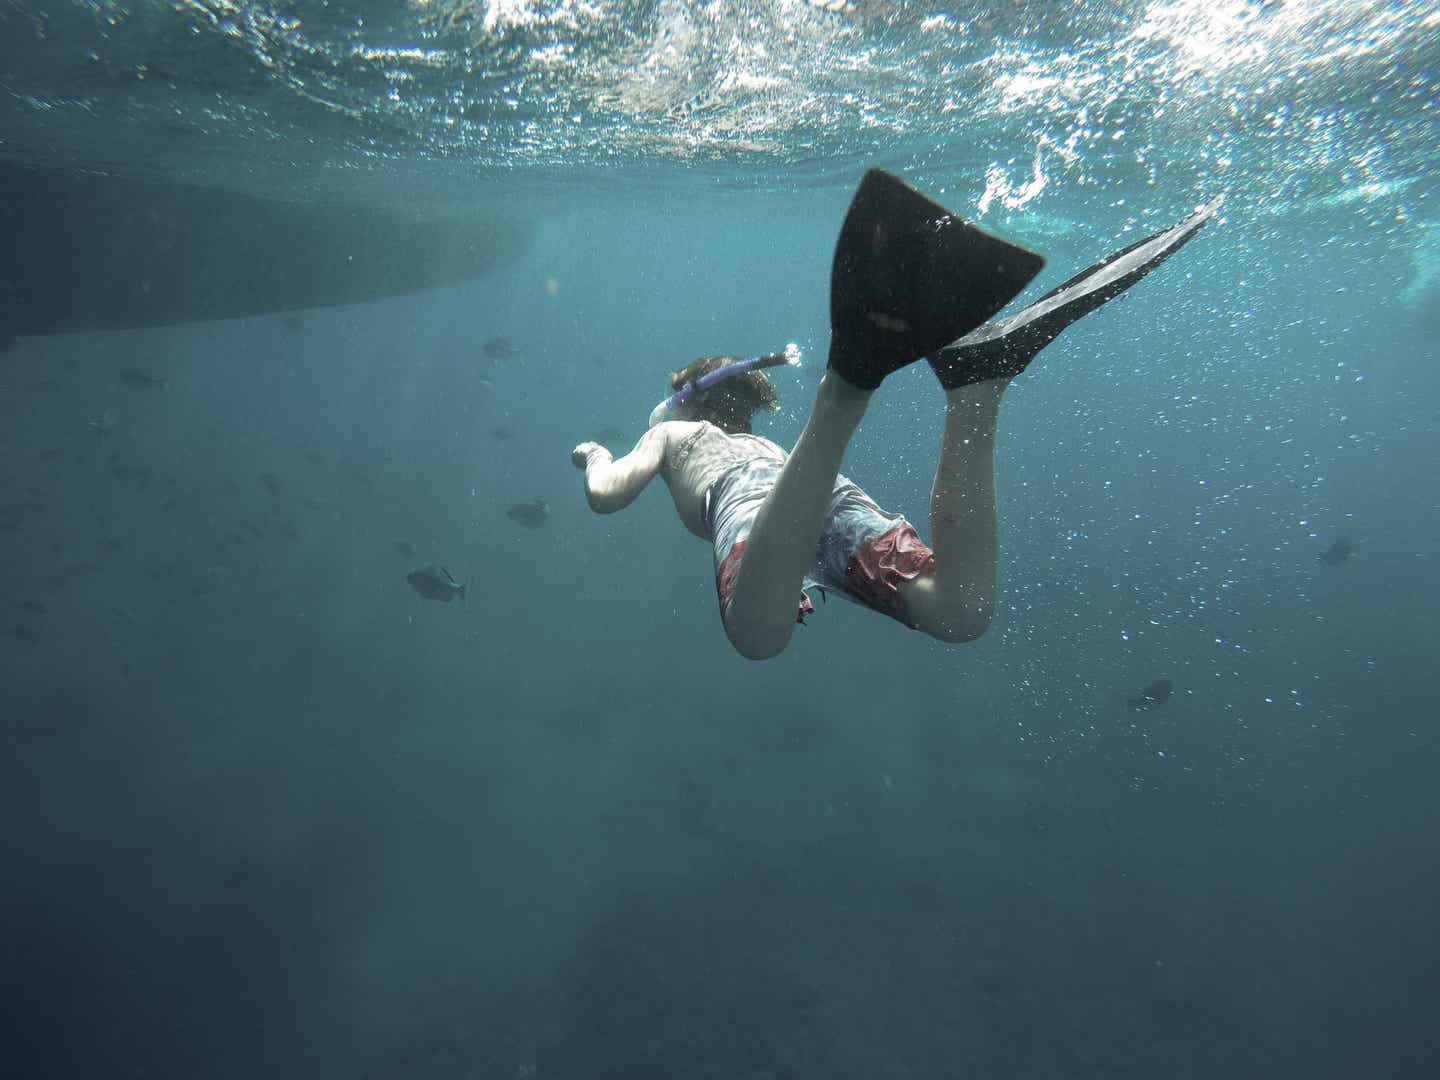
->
[17,601,46,615]
[282,314,305,331]
[160,494,188,512]
[38,447,66,462]
[393,539,416,558]
[2,625,40,646]
[1127,678,1174,711]
[119,367,167,389]
[259,472,282,497]
[1318,539,1352,566]
[406,564,466,604]
[24,379,61,393]
[303,450,325,465]
[481,337,523,360]
[490,425,515,441]
[112,464,153,492]
[101,537,123,555]
[593,427,628,444]
[506,498,549,529]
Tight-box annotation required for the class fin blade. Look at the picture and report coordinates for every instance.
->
[828,169,1045,389]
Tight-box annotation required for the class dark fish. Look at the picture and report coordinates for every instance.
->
[24,379,61,392]
[482,337,523,360]
[283,315,305,331]
[160,494,188,512]
[506,498,549,529]
[670,777,717,837]
[112,464,153,492]
[593,427,629,444]
[17,601,46,615]
[101,537,123,555]
[1318,539,1353,566]
[393,540,416,558]
[1127,678,1174,711]
[490,425,516,441]
[303,450,325,465]
[119,367,167,389]
[406,564,466,604]
[38,447,66,462]
[259,472,282,496]
[2,625,40,646]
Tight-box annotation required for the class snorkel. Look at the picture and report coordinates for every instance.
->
[649,343,802,427]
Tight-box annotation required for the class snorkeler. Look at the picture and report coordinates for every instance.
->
[572,170,1217,660]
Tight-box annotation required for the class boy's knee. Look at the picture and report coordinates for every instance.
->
[915,603,993,645]
[723,610,793,661]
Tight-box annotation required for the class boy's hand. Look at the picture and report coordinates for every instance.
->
[571,442,609,469]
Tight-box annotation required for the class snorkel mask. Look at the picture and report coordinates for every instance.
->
[648,343,802,427]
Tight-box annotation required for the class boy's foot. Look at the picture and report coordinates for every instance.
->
[929,196,1221,390]
[827,169,1045,391]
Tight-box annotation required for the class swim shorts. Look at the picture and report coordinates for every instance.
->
[704,458,936,627]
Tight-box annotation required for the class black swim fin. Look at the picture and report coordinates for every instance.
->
[930,196,1222,390]
[828,169,1045,390]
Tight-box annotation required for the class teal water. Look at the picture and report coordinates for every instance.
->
[2,2,1437,1078]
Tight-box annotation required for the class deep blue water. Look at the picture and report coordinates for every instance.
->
[2,2,1438,1078]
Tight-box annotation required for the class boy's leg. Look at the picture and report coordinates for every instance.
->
[897,379,1006,642]
[903,196,1220,640]
[723,373,871,660]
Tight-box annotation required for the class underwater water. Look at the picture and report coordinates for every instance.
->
[2,1,1438,1077]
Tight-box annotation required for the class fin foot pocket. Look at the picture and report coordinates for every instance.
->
[827,169,1045,390]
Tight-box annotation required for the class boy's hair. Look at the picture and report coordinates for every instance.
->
[668,356,780,435]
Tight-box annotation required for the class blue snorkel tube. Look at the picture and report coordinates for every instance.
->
[653,343,802,421]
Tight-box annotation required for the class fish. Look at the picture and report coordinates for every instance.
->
[593,427,629,444]
[490,425,516,441]
[406,564,466,604]
[393,540,417,558]
[259,472,282,497]
[111,464,153,492]
[303,450,325,465]
[1318,539,1353,566]
[119,367,167,389]
[38,447,66,462]
[481,337,524,360]
[17,601,46,615]
[1126,678,1174,711]
[283,315,305,331]
[25,379,61,392]
[2,625,40,646]
[506,498,549,529]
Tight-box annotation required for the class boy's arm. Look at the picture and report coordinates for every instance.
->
[571,426,668,514]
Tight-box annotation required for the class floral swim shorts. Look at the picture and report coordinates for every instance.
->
[704,458,936,627]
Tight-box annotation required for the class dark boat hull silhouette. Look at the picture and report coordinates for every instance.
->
[0,163,530,335]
